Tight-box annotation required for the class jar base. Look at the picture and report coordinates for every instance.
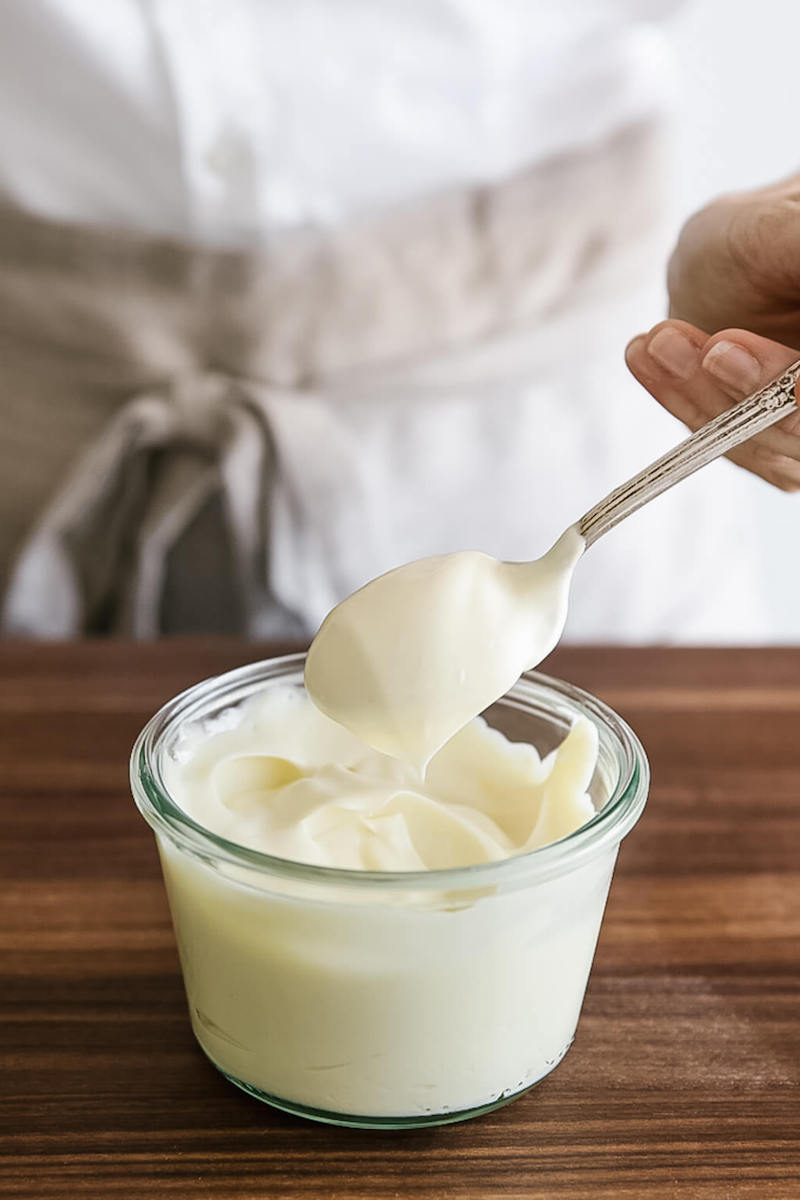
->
[204,1048,560,1129]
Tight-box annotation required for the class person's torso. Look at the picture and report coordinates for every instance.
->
[0,0,765,644]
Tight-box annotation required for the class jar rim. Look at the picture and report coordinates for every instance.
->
[130,653,649,890]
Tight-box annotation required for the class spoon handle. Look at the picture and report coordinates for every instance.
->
[578,360,800,548]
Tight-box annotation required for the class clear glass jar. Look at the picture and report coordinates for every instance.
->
[131,653,648,1129]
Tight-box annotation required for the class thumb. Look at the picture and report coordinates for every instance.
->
[700,328,800,402]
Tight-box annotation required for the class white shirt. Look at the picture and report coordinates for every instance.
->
[2,0,765,644]
[0,0,678,241]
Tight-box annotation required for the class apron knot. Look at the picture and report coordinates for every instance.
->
[1,372,304,637]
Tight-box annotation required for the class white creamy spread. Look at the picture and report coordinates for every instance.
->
[165,684,598,872]
[305,526,585,767]
[156,522,615,1120]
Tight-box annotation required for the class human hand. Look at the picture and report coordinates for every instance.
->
[625,321,800,491]
[667,176,800,347]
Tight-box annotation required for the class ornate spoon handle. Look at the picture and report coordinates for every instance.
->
[579,361,800,548]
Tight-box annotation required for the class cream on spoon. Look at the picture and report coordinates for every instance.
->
[306,362,800,765]
[306,527,583,768]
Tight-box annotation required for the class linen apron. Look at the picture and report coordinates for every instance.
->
[0,122,763,640]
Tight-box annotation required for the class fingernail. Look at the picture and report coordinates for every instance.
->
[625,334,647,363]
[647,327,700,379]
[702,340,762,393]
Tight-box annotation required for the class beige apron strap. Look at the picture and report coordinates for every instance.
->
[1,373,299,637]
[117,448,220,637]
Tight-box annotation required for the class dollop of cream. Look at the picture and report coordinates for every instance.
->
[305,526,585,768]
[165,684,598,871]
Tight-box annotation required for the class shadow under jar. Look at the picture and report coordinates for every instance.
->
[131,653,648,1129]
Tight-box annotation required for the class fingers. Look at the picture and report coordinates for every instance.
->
[626,320,800,491]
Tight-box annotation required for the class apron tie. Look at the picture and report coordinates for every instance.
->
[2,372,296,636]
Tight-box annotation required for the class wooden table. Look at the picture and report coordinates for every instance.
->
[2,641,799,1199]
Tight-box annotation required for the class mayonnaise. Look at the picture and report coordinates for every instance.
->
[155,670,618,1121]
[146,521,625,1123]
[164,683,597,872]
[305,526,584,767]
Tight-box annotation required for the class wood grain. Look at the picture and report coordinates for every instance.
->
[1,641,798,1199]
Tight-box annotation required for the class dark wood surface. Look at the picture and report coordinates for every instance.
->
[1,640,799,1199]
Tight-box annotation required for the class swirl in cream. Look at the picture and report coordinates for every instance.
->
[165,683,597,871]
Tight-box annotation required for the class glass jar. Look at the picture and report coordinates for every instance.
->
[131,653,648,1128]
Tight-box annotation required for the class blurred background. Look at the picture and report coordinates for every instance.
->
[669,0,800,640]
[0,1,798,642]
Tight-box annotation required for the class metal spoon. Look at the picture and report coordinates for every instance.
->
[578,360,800,545]
[306,361,800,764]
